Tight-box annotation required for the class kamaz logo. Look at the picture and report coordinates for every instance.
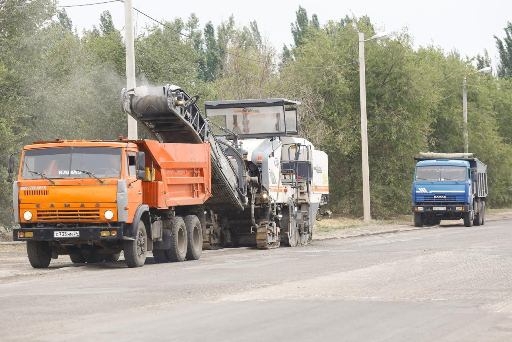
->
[417,187,428,193]
[434,195,446,199]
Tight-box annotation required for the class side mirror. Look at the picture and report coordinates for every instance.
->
[7,154,16,182]
[136,151,145,179]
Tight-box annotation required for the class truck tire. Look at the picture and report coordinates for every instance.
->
[185,215,202,261]
[168,216,187,262]
[124,220,147,268]
[27,241,51,269]
[480,201,486,225]
[473,201,482,226]
[463,211,474,227]
[413,213,423,227]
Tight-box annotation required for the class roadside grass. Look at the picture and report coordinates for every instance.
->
[315,214,411,234]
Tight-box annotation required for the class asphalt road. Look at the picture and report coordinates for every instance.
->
[1,219,512,342]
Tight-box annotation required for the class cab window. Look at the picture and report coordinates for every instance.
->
[127,153,136,177]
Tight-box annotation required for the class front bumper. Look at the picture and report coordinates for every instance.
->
[412,204,470,214]
[13,225,126,242]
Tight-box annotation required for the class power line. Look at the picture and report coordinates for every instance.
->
[58,0,121,8]
[132,7,188,39]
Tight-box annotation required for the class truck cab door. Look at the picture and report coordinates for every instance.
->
[126,152,143,223]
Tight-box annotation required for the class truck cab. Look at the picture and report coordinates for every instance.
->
[12,140,146,267]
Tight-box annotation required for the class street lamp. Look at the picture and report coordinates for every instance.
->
[358,31,389,223]
[462,66,491,153]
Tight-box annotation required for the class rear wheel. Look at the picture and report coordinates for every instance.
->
[185,215,202,260]
[27,241,51,269]
[168,216,187,262]
[480,201,486,225]
[124,220,147,268]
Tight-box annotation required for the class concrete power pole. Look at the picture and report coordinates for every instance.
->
[462,76,468,154]
[124,0,137,139]
[358,32,371,223]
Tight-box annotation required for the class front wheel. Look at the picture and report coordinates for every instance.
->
[124,220,147,268]
[27,241,51,268]
[463,211,474,227]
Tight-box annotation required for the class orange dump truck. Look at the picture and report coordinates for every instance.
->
[10,139,211,268]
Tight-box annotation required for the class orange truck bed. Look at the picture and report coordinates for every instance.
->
[136,140,212,208]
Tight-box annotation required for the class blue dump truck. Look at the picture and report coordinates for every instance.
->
[412,152,488,227]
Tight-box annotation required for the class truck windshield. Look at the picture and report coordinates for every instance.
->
[22,147,121,180]
[415,166,466,181]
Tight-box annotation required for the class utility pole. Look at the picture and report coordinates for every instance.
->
[358,32,371,223]
[124,0,137,139]
[462,76,468,154]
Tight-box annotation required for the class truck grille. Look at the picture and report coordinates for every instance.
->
[37,209,101,222]
[23,189,49,196]
[416,194,464,202]
[416,194,465,204]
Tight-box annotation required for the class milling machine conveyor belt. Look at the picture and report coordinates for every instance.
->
[122,85,246,210]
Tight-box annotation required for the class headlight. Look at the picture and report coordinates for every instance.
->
[104,210,114,220]
[23,211,33,221]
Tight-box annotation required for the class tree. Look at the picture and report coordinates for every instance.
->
[135,20,201,91]
[291,6,310,47]
[283,6,321,58]
[0,0,57,225]
[201,22,221,82]
[82,11,125,76]
[57,9,73,31]
[495,22,512,78]
[212,18,278,99]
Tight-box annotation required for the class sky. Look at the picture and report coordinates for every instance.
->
[60,0,511,67]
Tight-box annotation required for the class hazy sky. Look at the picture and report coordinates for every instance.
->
[61,0,511,65]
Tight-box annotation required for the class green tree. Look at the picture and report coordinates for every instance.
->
[212,19,278,99]
[201,22,221,81]
[495,22,512,78]
[0,0,57,225]
[135,19,202,92]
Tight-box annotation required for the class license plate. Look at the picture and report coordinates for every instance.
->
[54,231,79,238]
[433,206,446,211]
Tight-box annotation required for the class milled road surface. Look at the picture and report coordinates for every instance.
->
[1,218,512,341]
